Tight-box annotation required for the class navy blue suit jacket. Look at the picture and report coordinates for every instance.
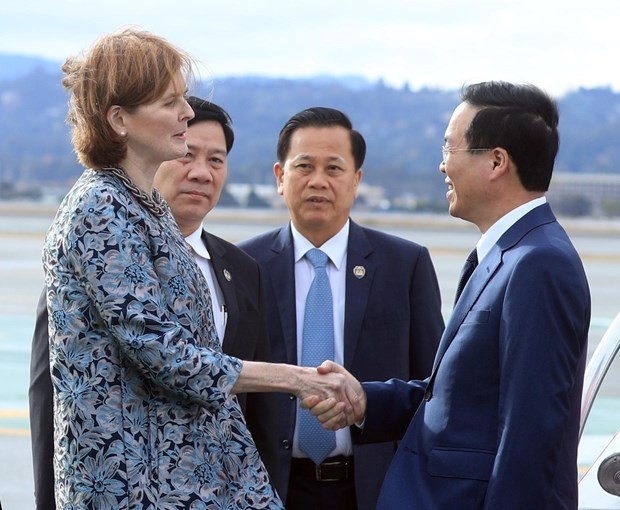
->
[239,219,444,508]
[359,204,591,510]
[29,229,280,509]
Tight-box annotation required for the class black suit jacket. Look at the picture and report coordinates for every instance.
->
[238,220,445,509]
[29,229,280,509]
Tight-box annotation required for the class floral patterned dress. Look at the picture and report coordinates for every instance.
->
[42,168,283,509]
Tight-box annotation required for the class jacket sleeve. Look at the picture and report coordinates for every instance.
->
[47,190,242,411]
[355,378,428,444]
[28,287,57,510]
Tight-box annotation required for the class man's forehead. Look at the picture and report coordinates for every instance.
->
[445,102,478,142]
[291,152,345,161]
[288,126,352,154]
[186,122,226,149]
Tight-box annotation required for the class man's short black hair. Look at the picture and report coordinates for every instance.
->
[186,96,235,152]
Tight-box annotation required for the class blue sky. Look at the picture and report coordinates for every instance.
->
[1,0,617,97]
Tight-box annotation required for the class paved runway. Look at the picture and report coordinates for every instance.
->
[2,206,619,508]
[0,433,34,509]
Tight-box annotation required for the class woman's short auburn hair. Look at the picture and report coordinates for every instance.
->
[62,27,195,170]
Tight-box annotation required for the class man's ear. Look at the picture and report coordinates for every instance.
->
[274,162,284,196]
[353,168,363,198]
[491,148,509,171]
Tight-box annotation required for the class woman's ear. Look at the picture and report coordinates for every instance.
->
[106,105,126,136]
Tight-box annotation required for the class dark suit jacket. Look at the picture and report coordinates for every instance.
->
[29,229,280,509]
[359,204,591,510]
[238,219,445,509]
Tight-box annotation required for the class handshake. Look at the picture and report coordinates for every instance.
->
[297,361,367,430]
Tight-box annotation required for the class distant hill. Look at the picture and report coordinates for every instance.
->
[0,54,61,81]
[1,54,619,210]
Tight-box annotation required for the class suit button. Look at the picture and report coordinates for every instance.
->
[289,394,295,400]
[282,440,291,450]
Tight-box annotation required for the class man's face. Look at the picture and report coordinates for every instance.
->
[274,125,362,245]
[440,102,490,226]
[155,120,228,236]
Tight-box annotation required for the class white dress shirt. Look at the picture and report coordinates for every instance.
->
[185,226,226,344]
[476,197,547,263]
[290,220,353,459]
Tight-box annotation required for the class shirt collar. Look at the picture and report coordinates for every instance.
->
[185,225,211,260]
[291,220,349,270]
[477,196,547,262]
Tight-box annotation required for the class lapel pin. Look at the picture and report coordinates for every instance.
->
[223,269,232,282]
[353,266,366,279]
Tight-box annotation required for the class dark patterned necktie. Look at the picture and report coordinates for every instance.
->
[454,248,478,305]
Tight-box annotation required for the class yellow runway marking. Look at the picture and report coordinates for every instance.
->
[0,409,29,418]
[0,428,30,436]
[0,409,30,435]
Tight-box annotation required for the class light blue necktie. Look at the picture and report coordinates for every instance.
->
[298,248,337,464]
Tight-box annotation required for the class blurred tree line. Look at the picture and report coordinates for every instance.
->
[1,62,619,214]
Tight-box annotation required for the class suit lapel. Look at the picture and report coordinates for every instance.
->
[343,221,374,368]
[430,203,557,375]
[431,249,501,372]
[267,226,298,365]
[201,231,239,352]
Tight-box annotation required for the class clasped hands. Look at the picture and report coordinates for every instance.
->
[296,360,367,430]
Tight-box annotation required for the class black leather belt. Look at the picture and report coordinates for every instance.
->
[291,456,354,482]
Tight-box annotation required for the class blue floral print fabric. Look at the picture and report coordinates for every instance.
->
[42,169,283,509]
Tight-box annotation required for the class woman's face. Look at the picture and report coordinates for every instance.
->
[122,72,195,168]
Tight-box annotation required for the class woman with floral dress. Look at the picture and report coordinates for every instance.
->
[43,27,355,509]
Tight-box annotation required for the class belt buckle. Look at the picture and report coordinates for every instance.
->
[315,459,347,482]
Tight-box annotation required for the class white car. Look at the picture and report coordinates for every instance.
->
[579,311,620,509]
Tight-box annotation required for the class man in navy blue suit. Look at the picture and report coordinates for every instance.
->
[309,82,591,510]
[238,107,445,510]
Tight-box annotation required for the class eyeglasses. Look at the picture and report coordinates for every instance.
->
[441,146,492,162]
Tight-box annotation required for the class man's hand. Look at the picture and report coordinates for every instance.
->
[300,360,366,430]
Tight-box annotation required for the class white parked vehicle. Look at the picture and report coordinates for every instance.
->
[579,311,620,509]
